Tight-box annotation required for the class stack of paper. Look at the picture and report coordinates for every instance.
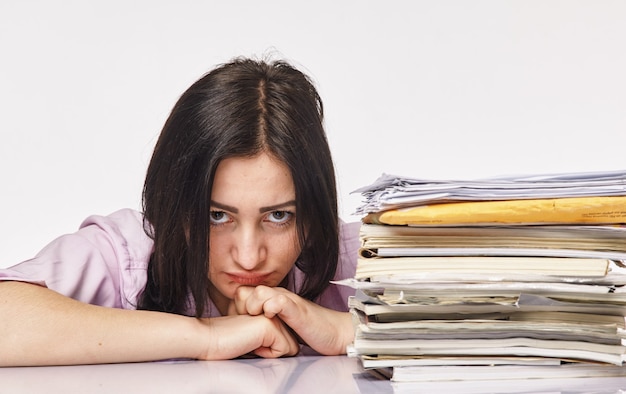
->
[342,170,626,384]
[354,169,626,217]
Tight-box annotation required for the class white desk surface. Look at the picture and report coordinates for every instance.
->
[2,355,626,393]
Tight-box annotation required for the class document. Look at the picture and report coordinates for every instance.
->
[354,169,626,214]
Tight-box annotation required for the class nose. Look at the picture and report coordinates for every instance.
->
[232,224,266,270]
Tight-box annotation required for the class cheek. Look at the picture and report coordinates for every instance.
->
[208,237,228,271]
[272,232,302,271]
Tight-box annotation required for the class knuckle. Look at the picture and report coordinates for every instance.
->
[254,285,271,297]
[276,294,290,306]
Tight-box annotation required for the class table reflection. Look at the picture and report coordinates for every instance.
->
[3,355,625,394]
[0,355,389,394]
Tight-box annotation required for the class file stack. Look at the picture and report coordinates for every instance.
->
[343,170,626,384]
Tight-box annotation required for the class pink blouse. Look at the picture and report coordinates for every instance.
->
[0,209,361,317]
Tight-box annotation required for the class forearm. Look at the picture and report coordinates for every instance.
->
[0,281,205,366]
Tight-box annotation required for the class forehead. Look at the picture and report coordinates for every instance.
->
[211,153,295,207]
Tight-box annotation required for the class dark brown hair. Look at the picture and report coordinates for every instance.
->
[138,57,339,317]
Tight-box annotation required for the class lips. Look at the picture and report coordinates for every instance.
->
[226,273,271,286]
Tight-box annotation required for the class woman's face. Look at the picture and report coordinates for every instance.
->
[207,152,301,314]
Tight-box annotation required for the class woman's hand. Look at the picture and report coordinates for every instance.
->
[198,314,300,360]
[230,286,354,356]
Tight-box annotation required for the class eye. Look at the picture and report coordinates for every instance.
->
[265,210,293,225]
[209,210,231,225]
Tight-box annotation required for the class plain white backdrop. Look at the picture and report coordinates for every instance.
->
[1,1,626,268]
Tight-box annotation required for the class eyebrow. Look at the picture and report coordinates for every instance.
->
[210,200,296,214]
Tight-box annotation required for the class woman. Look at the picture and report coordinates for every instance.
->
[0,57,360,366]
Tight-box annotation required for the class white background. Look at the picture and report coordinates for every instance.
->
[1,1,625,268]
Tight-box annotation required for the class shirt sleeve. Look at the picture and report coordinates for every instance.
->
[316,220,361,311]
[0,209,152,309]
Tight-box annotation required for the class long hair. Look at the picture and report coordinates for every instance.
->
[138,58,339,317]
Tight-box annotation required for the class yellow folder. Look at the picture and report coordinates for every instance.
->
[363,196,626,226]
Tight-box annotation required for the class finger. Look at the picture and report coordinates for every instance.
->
[233,286,255,315]
[244,285,277,316]
[252,318,299,358]
[261,293,294,320]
